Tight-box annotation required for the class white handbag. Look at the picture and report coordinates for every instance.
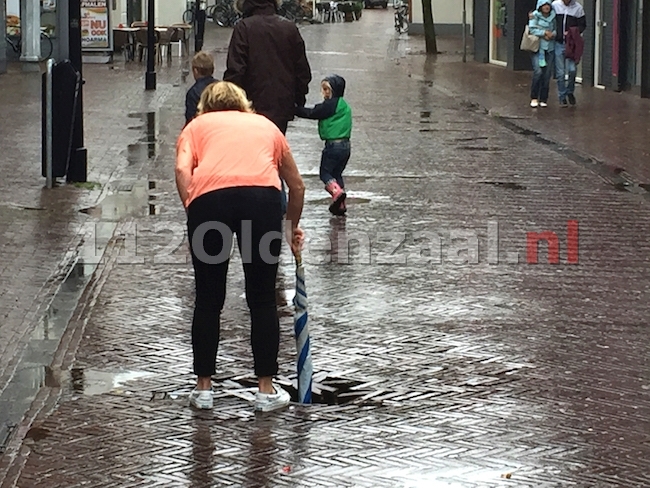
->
[520,25,540,53]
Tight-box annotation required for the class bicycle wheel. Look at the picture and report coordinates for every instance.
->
[214,5,230,26]
[400,15,408,33]
[183,9,195,23]
[39,33,53,60]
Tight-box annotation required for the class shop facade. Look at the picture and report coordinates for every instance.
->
[473,0,650,96]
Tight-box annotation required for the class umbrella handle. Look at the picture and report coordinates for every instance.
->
[294,250,302,267]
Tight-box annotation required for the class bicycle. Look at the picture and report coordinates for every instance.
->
[210,0,241,27]
[183,1,196,23]
[5,30,53,61]
[278,0,311,22]
[394,0,408,33]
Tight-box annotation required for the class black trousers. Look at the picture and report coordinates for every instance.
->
[187,187,283,377]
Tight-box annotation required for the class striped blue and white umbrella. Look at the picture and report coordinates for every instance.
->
[293,252,312,403]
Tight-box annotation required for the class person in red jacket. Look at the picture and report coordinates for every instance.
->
[552,0,586,107]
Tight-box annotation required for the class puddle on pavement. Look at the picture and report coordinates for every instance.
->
[0,260,96,448]
[79,180,150,221]
[67,368,155,396]
[309,191,383,205]
[126,112,158,162]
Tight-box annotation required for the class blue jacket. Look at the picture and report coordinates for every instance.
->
[185,76,216,125]
[529,0,557,52]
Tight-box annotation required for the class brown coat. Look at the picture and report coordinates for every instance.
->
[224,0,312,128]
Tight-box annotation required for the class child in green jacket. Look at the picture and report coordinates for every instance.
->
[296,74,352,216]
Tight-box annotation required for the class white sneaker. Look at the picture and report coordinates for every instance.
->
[530,99,539,108]
[254,384,291,412]
[189,389,213,409]
[539,101,548,108]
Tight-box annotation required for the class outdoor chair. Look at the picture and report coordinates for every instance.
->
[135,28,160,63]
[316,2,340,22]
[113,29,133,62]
[157,27,176,63]
[170,24,190,57]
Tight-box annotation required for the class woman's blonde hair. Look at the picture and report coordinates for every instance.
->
[197,81,254,115]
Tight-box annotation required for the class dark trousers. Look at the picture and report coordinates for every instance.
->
[320,140,351,188]
[187,187,283,378]
[530,50,554,102]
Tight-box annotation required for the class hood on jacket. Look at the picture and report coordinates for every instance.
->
[241,0,276,16]
[536,0,552,10]
[323,74,345,97]
[552,0,585,17]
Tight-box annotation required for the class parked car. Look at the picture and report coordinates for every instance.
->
[364,0,388,8]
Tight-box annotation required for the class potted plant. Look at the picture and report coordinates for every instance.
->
[337,1,355,22]
[353,1,363,19]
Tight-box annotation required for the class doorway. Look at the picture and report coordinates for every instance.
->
[127,0,143,26]
[489,0,507,66]
[594,0,607,87]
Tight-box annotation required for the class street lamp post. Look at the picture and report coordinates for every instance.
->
[145,0,156,90]
[462,0,467,62]
[68,0,88,182]
[194,0,206,52]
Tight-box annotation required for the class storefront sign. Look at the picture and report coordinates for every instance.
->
[6,0,20,36]
[81,0,111,50]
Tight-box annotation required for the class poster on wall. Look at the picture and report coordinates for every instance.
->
[6,0,20,36]
[81,0,111,50]
[5,0,57,36]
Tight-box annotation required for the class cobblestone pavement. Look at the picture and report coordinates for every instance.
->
[1,11,650,488]
[0,42,186,454]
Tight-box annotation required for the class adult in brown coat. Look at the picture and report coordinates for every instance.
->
[224,0,312,134]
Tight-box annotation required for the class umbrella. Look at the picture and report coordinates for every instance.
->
[293,251,312,403]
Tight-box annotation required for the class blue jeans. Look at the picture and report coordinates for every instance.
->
[555,42,576,101]
[531,50,554,102]
[320,140,351,188]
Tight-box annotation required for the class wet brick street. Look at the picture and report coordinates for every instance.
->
[1,10,650,488]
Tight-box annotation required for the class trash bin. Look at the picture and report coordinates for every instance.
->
[42,60,81,179]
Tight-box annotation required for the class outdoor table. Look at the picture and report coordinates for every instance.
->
[113,27,140,61]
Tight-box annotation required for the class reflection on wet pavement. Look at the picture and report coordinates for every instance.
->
[2,10,650,488]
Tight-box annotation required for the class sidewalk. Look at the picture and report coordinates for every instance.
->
[1,11,649,487]
[401,35,650,186]
[0,51,187,457]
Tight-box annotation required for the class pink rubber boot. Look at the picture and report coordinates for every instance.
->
[324,180,346,215]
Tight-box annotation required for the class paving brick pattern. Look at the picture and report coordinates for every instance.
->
[0,48,183,451]
[1,11,650,488]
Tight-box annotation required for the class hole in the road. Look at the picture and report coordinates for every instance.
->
[149,204,156,215]
[420,111,431,118]
[481,181,527,190]
[148,181,156,190]
[219,376,375,406]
